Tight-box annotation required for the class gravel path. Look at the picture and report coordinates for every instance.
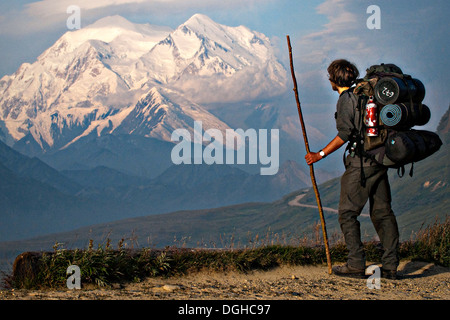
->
[1,260,448,300]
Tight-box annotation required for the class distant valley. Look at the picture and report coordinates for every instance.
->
[1,119,447,272]
[0,12,448,276]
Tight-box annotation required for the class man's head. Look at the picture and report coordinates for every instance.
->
[327,59,359,91]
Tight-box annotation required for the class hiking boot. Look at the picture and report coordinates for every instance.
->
[381,268,398,280]
[332,263,365,278]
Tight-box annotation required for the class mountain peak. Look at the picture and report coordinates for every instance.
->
[179,13,226,37]
[85,15,135,29]
[0,14,286,152]
[184,13,216,26]
[59,15,172,51]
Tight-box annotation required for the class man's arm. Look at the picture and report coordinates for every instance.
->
[305,135,346,165]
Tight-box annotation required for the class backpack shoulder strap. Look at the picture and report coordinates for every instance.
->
[354,94,368,187]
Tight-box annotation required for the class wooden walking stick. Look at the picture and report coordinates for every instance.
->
[286,35,332,275]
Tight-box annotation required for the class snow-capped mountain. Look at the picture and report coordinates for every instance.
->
[62,86,231,149]
[139,14,287,102]
[0,14,287,153]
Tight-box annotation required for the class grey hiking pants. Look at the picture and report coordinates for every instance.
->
[339,161,400,271]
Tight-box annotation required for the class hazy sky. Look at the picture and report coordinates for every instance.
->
[0,0,448,131]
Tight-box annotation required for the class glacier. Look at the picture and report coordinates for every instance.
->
[0,14,287,154]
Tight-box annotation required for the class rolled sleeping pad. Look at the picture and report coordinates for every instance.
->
[374,77,425,105]
[380,103,430,129]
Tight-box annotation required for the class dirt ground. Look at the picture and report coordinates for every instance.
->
[1,260,449,300]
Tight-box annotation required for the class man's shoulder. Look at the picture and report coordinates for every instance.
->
[339,87,357,98]
[338,88,358,106]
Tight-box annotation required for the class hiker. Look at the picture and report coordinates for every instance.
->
[305,59,399,280]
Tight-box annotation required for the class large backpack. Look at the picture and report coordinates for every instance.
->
[349,63,442,185]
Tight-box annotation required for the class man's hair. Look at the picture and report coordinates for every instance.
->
[327,59,359,87]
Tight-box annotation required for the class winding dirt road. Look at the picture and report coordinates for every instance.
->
[288,193,370,217]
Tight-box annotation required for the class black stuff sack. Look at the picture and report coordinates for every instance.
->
[385,130,442,165]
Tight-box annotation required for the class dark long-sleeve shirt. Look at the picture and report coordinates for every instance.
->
[335,88,375,167]
[335,89,359,143]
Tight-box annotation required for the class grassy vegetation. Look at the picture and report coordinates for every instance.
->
[5,216,448,290]
[401,217,450,267]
